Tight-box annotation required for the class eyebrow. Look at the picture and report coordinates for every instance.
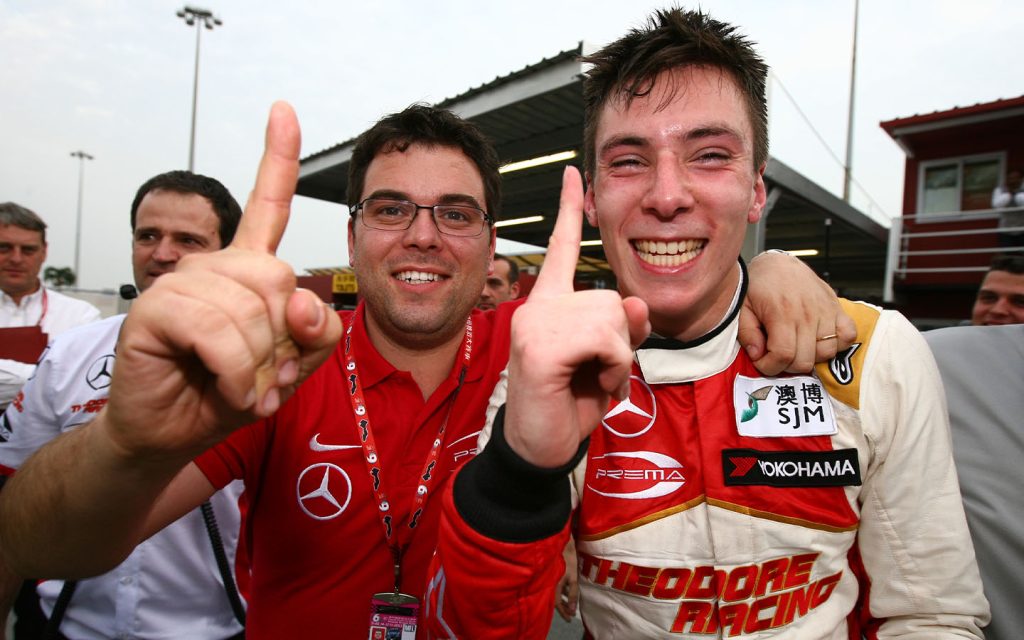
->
[598,135,648,158]
[365,190,483,209]
[0,242,42,250]
[133,227,209,240]
[687,125,744,143]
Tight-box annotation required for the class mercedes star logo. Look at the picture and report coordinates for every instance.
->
[296,463,352,521]
[86,354,116,390]
[602,376,657,438]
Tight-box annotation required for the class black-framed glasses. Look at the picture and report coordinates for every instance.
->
[350,198,492,237]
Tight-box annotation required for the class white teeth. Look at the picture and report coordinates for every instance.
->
[396,270,441,284]
[633,239,705,267]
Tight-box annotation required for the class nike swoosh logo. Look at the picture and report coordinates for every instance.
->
[309,434,361,452]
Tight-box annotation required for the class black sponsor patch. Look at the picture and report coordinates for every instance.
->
[722,448,861,487]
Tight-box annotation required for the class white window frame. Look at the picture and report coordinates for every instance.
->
[915,152,1005,222]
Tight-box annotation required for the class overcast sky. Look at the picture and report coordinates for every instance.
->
[2,0,1022,290]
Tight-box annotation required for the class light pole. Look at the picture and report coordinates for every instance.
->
[70,150,94,284]
[843,0,859,203]
[176,6,222,171]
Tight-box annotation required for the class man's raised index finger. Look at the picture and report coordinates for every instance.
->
[232,101,301,255]
[531,166,585,299]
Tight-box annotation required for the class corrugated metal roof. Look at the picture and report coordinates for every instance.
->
[880,95,1024,132]
[435,44,582,110]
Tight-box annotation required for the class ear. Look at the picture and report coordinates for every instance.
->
[747,163,767,224]
[584,171,599,228]
[510,282,520,299]
[347,218,357,265]
[487,226,497,262]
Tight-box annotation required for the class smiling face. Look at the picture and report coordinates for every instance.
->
[971,269,1024,325]
[584,65,766,341]
[131,190,222,292]
[348,143,496,350]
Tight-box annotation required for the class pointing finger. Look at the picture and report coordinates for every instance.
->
[531,165,584,300]
[232,101,301,255]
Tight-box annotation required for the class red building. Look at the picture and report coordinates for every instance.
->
[881,96,1024,326]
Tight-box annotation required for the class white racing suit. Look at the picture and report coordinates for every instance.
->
[427,299,989,639]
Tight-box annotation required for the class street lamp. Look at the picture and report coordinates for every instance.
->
[70,150,94,284]
[176,5,223,171]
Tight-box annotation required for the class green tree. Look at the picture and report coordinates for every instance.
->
[43,266,76,288]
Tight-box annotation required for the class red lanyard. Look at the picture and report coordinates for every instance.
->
[34,288,49,326]
[343,315,473,591]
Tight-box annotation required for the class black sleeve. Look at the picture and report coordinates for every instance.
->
[451,404,587,543]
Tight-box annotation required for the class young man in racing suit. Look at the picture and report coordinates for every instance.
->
[428,9,989,639]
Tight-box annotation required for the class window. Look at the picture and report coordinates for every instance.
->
[918,154,1003,217]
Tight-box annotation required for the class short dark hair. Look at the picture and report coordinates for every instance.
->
[989,254,1024,275]
[0,202,47,244]
[494,253,519,284]
[130,171,243,247]
[347,104,502,221]
[582,7,769,177]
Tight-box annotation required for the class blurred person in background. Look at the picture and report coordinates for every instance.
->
[0,203,100,413]
[971,255,1024,326]
[991,168,1024,248]
[477,253,520,310]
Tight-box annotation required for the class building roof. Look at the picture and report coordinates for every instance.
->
[880,95,1024,140]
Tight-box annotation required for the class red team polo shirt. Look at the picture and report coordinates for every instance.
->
[195,301,516,638]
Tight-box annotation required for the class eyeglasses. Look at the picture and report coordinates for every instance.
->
[351,198,492,237]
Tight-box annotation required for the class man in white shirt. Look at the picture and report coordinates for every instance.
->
[0,203,101,412]
[991,169,1024,248]
[0,173,246,640]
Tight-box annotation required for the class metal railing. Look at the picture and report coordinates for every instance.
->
[883,206,1024,302]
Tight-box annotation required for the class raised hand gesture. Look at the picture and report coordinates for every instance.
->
[503,167,649,468]
[105,102,342,461]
